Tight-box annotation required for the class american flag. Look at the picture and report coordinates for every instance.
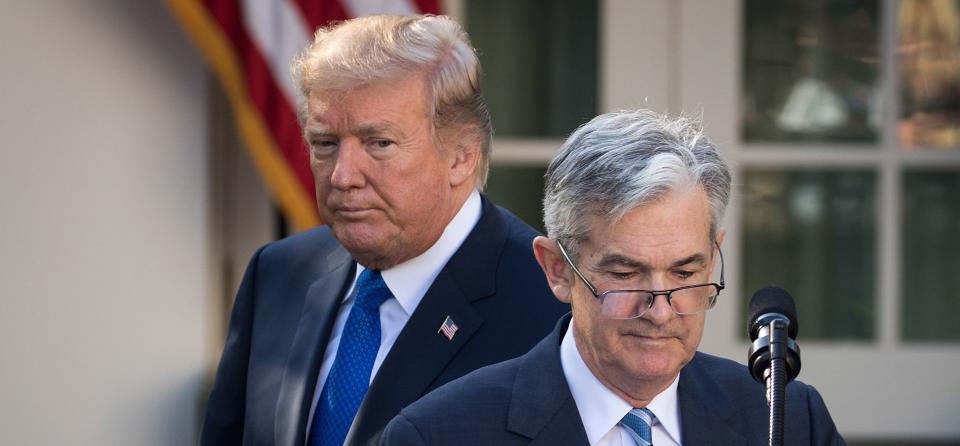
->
[167,0,440,231]
[438,316,459,341]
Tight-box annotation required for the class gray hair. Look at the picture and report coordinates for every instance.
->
[543,109,732,256]
[292,14,493,187]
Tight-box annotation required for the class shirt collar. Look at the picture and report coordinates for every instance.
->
[353,190,482,315]
[648,367,682,444]
[560,319,682,445]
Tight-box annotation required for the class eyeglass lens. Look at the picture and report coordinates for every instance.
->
[600,285,718,319]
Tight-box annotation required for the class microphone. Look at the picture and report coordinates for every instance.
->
[746,286,801,446]
[747,286,801,384]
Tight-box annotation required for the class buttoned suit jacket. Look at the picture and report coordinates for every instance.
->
[381,314,846,446]
[200,196,569,445]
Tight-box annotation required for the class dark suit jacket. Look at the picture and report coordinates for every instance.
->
[382,314,846,446]
[201,196,569,445]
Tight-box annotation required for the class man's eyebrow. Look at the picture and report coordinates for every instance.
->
[353,124,393,136]
[594,253,708,269]
[304,124,394,140]
[671,253,708,268]
[304,128,334,140]
[596,254,647,270]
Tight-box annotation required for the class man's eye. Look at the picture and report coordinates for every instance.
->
[310,140,338,154]
[674,270,695,280]
[371,139,395,149]
[608,271,634,280]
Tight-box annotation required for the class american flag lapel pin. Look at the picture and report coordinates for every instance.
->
[438,315,459,341]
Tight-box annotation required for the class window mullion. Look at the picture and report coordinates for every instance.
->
[877,0,900,348]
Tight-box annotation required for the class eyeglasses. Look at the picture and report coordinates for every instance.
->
[555,240,725,320]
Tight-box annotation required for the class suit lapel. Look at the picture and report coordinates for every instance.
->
[274,245,354,446]
[346,196,507,445]
[509,315,590,446]
[678,353,749,446]
[347,271,484,444]
[525,397,589,446]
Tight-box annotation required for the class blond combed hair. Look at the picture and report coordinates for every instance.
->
[292,15,493,187]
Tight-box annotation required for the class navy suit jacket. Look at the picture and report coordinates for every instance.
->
[382,314,846,446]
[201,196,569,445]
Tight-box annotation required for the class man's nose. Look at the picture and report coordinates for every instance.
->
[642,277,676,324]
[329,140,367,190]
[642,292,675,324]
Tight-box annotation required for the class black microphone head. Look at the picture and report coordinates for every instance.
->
[747,286,799,339]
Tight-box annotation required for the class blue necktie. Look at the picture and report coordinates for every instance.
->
[308,269,392,446]
[620,407,656,446]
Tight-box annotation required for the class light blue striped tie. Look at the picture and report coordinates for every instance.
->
[620,408,656,446]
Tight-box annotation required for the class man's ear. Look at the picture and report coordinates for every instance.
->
[447,129,481,188]
[711,228,727,271]
[532,236,574,303]
[715,228,726,247]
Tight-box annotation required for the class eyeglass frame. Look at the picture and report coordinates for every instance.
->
[555,239,726,319]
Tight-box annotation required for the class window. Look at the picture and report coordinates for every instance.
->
[741,0,960,341]
[743,169,876,339]
[902,170,960,340]
[742,0,881,144]
[466,0,598,138]
[465,0,598,230]
[898,0,960,150]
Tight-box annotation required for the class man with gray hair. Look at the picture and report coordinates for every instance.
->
[381,110,844,445]
[201,15,567,446]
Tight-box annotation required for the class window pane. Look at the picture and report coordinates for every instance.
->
[484,165,547,233]
[898,0,960,150]
[902,171,960,340]
[742,170,877,339]
[742,0,882,143]
[466,0,598,137]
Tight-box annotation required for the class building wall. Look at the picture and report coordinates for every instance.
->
[0,1,212,444]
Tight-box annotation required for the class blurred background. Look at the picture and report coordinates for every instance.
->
[1,0,958,444]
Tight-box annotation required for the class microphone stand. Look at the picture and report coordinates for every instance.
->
[747,288,802,446]
[764,318,788,446]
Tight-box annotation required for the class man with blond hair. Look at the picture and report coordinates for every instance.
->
[201,15,567,446]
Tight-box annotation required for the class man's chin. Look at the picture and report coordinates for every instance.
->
[628,360,683,385]
[332,227,399,268]
[622,348,687,380]
[334,226,381,248]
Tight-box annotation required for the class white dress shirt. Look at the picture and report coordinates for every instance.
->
[560,319,683,446]
[306,191,482,430]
